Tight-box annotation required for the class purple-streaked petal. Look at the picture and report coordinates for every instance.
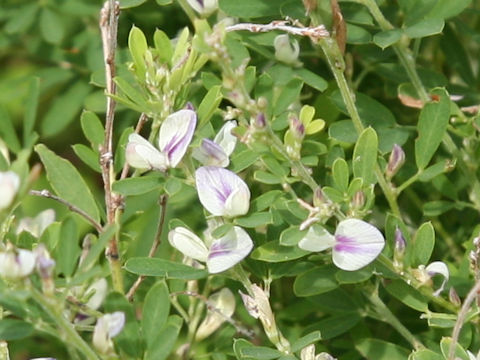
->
[332,219,385,271]
[168,227,209,262]
[214,121,237,156]
[126,133,166,170]
[195,166,250,217]
[298,225,336,252]
[193,139,229,167]
[206,226,253,273]
[426,261,449,296]
[158,109,197,168]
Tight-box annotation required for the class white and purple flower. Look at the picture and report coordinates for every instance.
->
[126,109,196,171]
[195,166,250,217]
[93,311,126,354]
[298,218,385,271]
[186,0,218,16]
[193,121,237,167]
[0,247,36,279]
[168,226,253,274]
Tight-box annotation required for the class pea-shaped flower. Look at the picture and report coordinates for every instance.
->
[186,0,218,16]
[195,166,250,217]
[298,219,385,271]
[168,226,253,274]
[0,248,36,279]
[193,121,237,167]
[126,109,196,171]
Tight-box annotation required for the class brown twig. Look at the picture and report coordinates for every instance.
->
[226,21,330,43]
[120,113,149,180]
[126,195,169,301]
[30,190,103,233]
[170,290,255,339]
[100,0,123,292]
[448,279,480,360]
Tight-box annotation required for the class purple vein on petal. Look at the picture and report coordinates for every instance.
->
[334,235,379,254]
[208,242,232,259]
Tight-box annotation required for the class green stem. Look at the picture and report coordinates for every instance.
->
[31,287,100,360]
[366,288,424,350]
[396,171,422,194]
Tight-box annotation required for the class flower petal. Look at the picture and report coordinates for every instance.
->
[332,219,385,271]
[168,227,209,262]
[192,139,229,167]
[298,225,336,252]
[196,288,235,340]
[126,133,166,170]
[195,166,250,217]
[0,248,36,279]
[0,171,20,210]
[158,109,197,168]
[207,226,253,273]
[426,261,449,296]
[214,121,237,156]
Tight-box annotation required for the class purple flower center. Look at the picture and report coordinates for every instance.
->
[334,235,378,254]
[197,0,204,7]
[208,242,231,259]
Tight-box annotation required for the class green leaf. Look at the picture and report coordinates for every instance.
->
[143,281,170,348]
[198,85,223,127]
[384,279,428,312]
[79,225,116,272]
[425,0,472,20]
[415,89,450,169]
[40,8,64,44]
[36,144,100,223]
[373,29,403,49]
[352,127,378,185]
[405,18,444,39]
[119,0,148,8]
[274,78,304,116]
[124,258,208,279]
[5,3,38,34]
[294,68,328,92]
[240,346,283,359]
[145,316,182,360]
[279,226,307,246]
[0,319,34,340]
[346,23,372,44]
[23,77,40,147]
[156,0,173,5]
[328,120,357,144]
[235,212,273,228]
[335,266,373,284]
[409,349,443,360]
[356,339,410,360]
[0,106,21,153]
[309,312,361,339]
[251,190,283,212]
[219,0,281,18]
[418,160,449,182]
[80,110,105,149]
[154,29,172,65]
[423,200,454,216]
[41,82,91,137]
[56,216,80,277]
[72,144,101,172]
[291,331,322,352]
[293,266,339,296]
[440,337,470,360]
[231,149,260,172]
[112,175,164,196]
[332,158,349,192]
[254,171,282,185]
[251,241,309,262]
[128,25,148,80]
[114,76,148,109]
[413,222,435,266]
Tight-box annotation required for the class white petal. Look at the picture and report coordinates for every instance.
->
[196,288,235,339]
[207,226,253,273]
[126,133,166,170]
[195,166,250,217]
[158,109,196,168]
[0,249,36,279]
[192,139,229,167]
[85,278,108,310]
[298,225,336,252]
[332,219,385,271]
[0,171,20,210]
[426,261,449,296]
[214,121,237,156]
[168,227,208,262]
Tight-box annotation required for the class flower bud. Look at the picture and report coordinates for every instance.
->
[186,0,218,16]
[93,312,125,354]
[274,34,300,66]
[289,115,305,139]
[313,187,325,207]
[386,144,405,179]
[196,288,235,340]
[449,287,461,307]
[301,344,316,360]
[394,227,406,261]
[351,190,365,209]
[0,171,20,210]
[0,247,36,280]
